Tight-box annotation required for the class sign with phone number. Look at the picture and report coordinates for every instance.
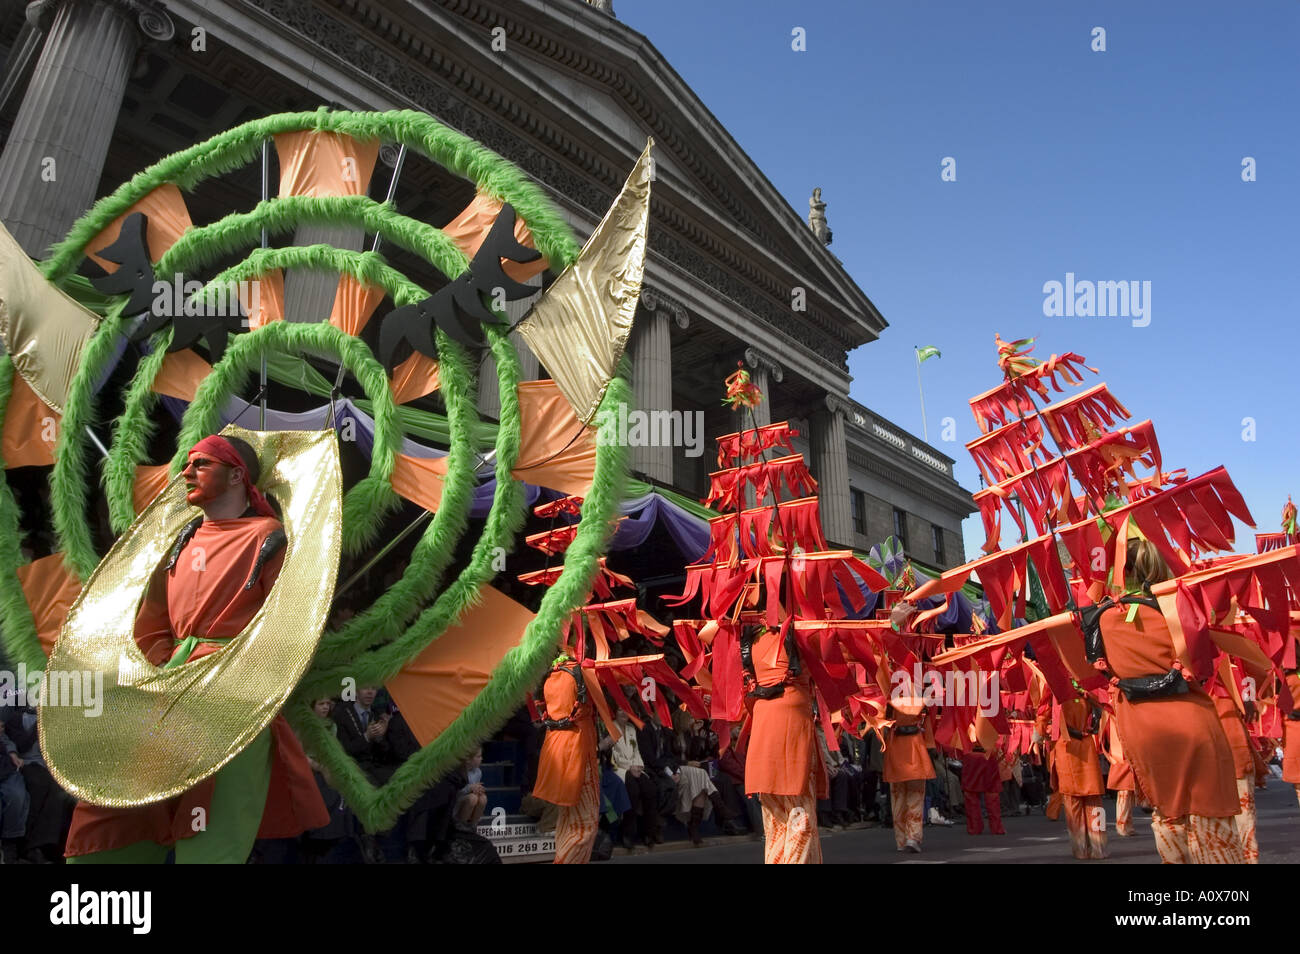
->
[495,836,555,863]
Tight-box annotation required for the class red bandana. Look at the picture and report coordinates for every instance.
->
[188,435,276,518]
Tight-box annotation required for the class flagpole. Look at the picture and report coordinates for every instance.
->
[915,346,929,442]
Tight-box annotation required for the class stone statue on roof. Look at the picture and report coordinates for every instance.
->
[809,188,832,246]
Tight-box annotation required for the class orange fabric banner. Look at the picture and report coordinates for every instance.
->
[386,584,536,746]
[3,373,58,468]
[391,453,449,513]
[240,269,286,331]
[389,352,440,404]
[444,191,549,283]
[327,273,386,337]
[152,349,212,402]
[15,552,82,656]
[134,464,171,515]
[274,131,379,198]
[85,183,192,274]
[511,380,597,497]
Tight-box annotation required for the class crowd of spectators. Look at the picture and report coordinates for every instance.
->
[0,671,1243,864]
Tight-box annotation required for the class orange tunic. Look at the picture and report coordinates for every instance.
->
[1050,697,1105,797]
[1104,720,1135,791]
[1282,672,1300,784]
[744,629,827,798]
[66,515,328,856]
[533,668,596,807]
[1100,604,1238,818]
[1211,694,1253,780]
[882,707,936,784]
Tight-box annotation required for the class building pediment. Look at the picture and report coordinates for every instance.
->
[226,0,887,369]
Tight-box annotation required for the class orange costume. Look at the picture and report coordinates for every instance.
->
[66,513,328,860]
[1048,695,1108,860]
[1097,603,1243,864]
[1211,675,1259,864]
[533,664,599,864]
[1283,671,1300,807]
[1104,718,1136,837]
[882,703,935,852]
[743,627,825,864]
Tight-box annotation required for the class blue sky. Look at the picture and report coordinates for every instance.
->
[619,0,1299,561]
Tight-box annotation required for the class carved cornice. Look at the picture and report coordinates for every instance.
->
[244,0,854,371]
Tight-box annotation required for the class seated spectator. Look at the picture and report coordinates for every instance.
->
[454,747,488,828]
[685,718,719,763]
[605,707,662,848]
[598,755,633,849]
[332,687,394,784]
[673,761,743,845]
[0,711,29,864]
[3,696,71,863]
[302,699,349,863]
[715,725,756,831]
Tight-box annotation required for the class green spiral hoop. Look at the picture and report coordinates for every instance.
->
[0,108,628,830]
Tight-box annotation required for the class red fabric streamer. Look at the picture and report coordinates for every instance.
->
[715,421,799,468]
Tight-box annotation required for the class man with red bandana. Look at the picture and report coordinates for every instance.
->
[65,435,328,863]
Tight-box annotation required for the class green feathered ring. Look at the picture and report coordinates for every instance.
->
[0,109,628,831]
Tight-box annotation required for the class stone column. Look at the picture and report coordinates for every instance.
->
[629,304,671,484]
[631,288,689,485]
[476,347,500,419]
[506,274,542,382]
[476,275,541,416]
[510,329,539,382]
[0,1,168,256]
[743,347,784,430]
[812,395,854,547]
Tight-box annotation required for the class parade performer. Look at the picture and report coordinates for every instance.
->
[1210,660,1261,863]
[1087,540,1244,864]
[533,657,600,864]
[961,743,1006,835]
[883,602,935,853]
[1103,714,1137,837]
[65,435,328,863]
[1281,624,1300,809]
[1284,668,1300,808]
[881,699,934,853]
[1046,690,1108,860]
[743,624,825,864]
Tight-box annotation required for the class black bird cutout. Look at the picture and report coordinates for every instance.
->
[88,212,157,318]
[89,211,247,362]
[90,204,541,369]
[378,203,541,370]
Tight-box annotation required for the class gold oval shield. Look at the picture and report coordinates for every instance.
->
[40,426,342,806]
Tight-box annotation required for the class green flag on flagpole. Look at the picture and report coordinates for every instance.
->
[916,345,941,363]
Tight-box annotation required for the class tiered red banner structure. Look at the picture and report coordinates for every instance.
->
[517,496,707,734]
[908,335,1300,757]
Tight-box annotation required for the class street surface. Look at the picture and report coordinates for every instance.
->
[609,778,1299,865]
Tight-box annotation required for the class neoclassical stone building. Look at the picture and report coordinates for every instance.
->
[0,0,973,565]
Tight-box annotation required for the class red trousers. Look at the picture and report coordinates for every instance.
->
[964,790,1004,835]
